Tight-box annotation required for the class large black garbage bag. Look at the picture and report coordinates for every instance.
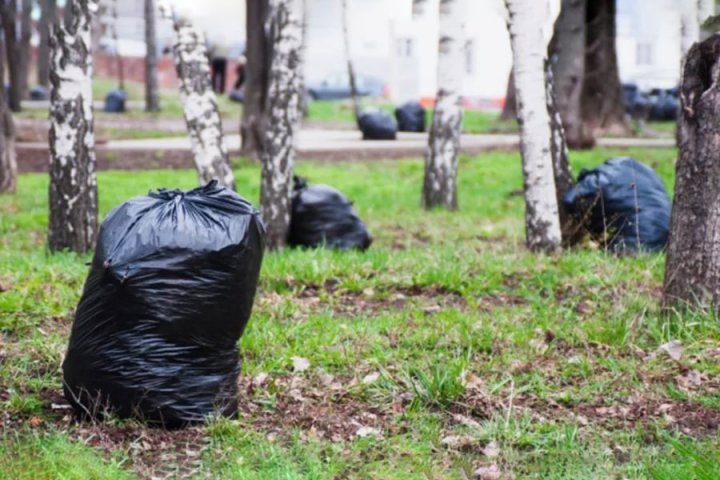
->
[563,157,671,253]
[395,101,426,132]
[289,177,372,250]
[63,181,265,427]
[358,108,397,140]
[104,89,127,113]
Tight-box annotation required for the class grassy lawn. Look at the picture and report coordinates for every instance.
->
[2,147,719,479]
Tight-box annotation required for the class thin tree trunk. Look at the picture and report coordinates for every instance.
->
[499,70,517,121]
[663,35,720,310]
[549,0,593,149]
[506,0,562,253]
[260,0,304,250]
[0,25,16,197]
[48,0,99,253]
[171,16,236,190]
[0,100,16,194]
[422,0,465,210]
[111,0,125,91]
[38,0,58,88]
[545,61,582,246]
[1,1,22,112]
[18,0,32,98]
[144,0,160,112]
[242,0,271,160]
[341,0,361,126]
[581,0,629,136]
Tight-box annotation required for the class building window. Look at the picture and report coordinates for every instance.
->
[636,43,653,66]
[396,38,414,58]
[465,39,475,74]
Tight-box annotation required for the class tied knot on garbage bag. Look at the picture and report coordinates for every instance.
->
[62,180,265,427]
[563,157,671,253]
[289,176,372,250]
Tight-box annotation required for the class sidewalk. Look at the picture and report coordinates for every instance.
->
[103,129,675,156]
[16,129,676,173]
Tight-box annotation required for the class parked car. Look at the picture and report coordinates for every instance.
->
[647,87,679,121]
[306,73,386,100]
[622,83,652,120]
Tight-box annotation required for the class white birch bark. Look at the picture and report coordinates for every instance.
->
[422,0,466,210]
[48,0,99,253]
[506,0,562,252]
[172,17,236,190]
[260,0,304,249]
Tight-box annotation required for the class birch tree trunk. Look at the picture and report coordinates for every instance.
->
[144,0,160,112]
[506,0,562,252]
[38,0,58,88]
[260,0,304,249]
[545,61,581,246]
[242,0,271,160]
[422,0,466,210]
[341,0,361,126]
[171,17,236,190]
[663,35,720,310]
[549,0,593,149]
[48,0,99,253]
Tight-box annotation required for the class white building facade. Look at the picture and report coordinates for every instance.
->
[304,0,691,105]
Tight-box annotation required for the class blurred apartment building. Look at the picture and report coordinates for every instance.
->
[100,0,697,102]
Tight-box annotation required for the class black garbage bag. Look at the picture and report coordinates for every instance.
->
[229,89,244,103]
[104,89,127,113]
[358,108,397,140]
[63,181,265,427]
[563,157,671,253]
[395,101,426,132]
[289,177,372,250]
[30,85,49,101]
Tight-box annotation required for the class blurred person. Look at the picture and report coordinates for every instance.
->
[208,40,230,94]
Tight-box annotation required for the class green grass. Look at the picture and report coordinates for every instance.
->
[2,146,719,478]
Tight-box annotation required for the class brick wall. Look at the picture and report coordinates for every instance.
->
[93,52,241,93]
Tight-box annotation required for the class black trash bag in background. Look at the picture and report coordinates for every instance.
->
[395,101,426,132]
[289,177,372,250]
[30,85,49,101]
[104,89,127,113]
[358,108,397,140]
[562,157,671,253]
[63,181,265,427]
